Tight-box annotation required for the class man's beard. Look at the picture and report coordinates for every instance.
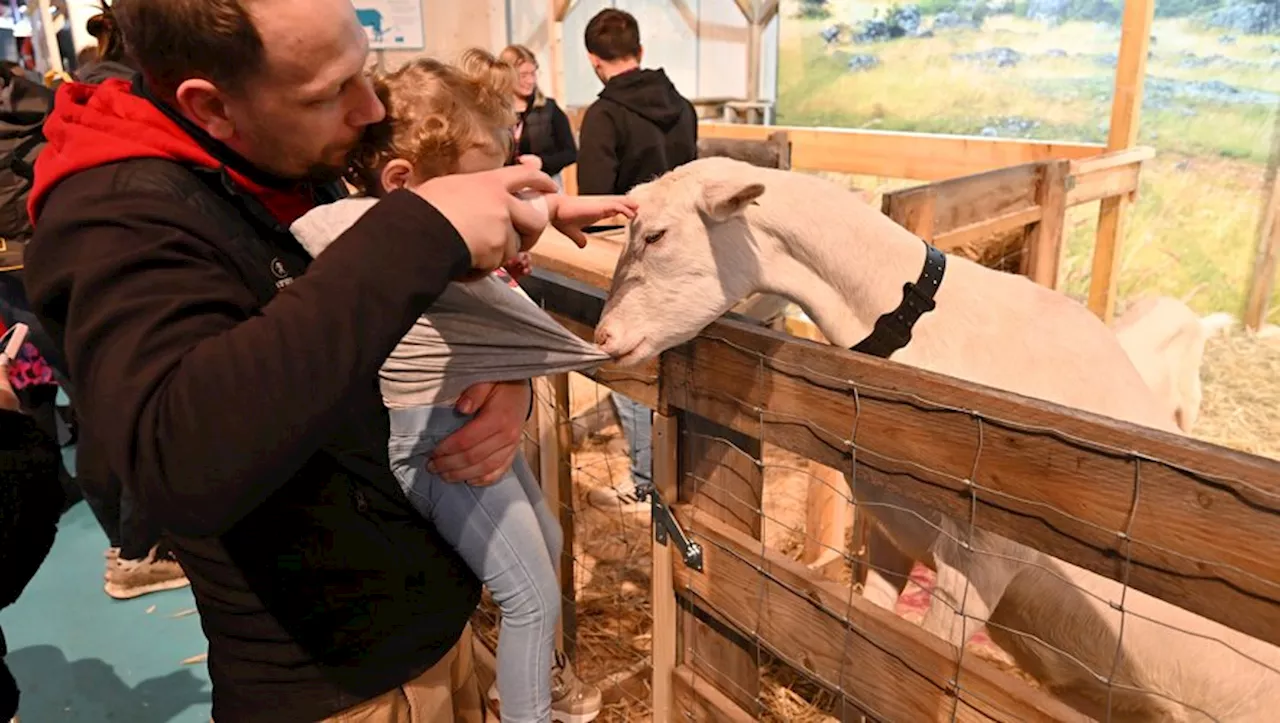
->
[301,145,360,186]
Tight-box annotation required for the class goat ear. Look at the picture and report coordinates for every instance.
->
[701,181,766,222]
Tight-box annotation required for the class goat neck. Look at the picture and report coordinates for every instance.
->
[752,180,932,351]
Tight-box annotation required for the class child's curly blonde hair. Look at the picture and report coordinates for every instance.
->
[348,50,517,195]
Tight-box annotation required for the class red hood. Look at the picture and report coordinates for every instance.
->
[29,79,315,226]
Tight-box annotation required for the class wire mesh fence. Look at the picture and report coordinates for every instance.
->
[659,326,1280,723]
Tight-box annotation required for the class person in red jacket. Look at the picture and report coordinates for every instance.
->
[20,0,579,721]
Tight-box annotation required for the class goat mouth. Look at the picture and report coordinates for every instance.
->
[610,338,650,367]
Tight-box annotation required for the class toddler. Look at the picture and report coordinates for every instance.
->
[290,54,633,723]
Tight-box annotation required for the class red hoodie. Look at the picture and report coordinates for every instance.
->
[29,78,315,226]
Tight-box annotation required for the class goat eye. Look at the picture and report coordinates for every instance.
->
[643,229,667,245]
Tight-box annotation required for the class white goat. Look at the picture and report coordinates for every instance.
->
[593,157,1280,722]
[1112,297,1234,434]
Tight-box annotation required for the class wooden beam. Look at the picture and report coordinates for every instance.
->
[1065,146,1153,206]
[675,511,1090,723]
[1244,168,1280,330]
[732,0,754,21]
[551,0,575,23]
[651,414,680,723]
[547,0,567,104]
[759,0,781,25]
[698,123,1103,180]
[1086,0,1155,322]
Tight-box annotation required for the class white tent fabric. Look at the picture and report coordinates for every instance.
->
[291,196,611,409]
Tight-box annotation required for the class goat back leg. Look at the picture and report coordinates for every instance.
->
[862,522,916,612]
[920,525,1022,648]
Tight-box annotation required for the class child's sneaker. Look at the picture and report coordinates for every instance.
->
[550,650,602,723]
[485,650,603,723]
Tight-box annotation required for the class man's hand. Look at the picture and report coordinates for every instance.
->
[413,165,558,275]
[550,195,638,248]
[429,381,532,486]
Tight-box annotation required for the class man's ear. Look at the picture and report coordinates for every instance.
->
[174,79,236,142]
[700,179,766,222]
[380,159,415,194]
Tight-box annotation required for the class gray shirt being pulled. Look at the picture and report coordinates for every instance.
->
[291,197,611,409]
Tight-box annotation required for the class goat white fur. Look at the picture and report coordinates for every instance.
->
[594,157,1280,722]
[1112,297,1234,434]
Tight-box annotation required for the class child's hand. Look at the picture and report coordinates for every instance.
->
[552,195,638,248]
[501,252,534,281]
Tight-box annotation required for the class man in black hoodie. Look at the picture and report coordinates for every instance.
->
[576,8,698,197]
[576,9,699,515]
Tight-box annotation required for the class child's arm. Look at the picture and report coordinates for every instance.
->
[543,194,638,248]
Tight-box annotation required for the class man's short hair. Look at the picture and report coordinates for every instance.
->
[584,9,641,62]
[113,0,266,99]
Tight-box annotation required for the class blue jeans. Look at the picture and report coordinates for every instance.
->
[611,393,653,491]
[388,405,562,723]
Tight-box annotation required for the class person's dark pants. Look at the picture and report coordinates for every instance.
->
[2,270,159,559]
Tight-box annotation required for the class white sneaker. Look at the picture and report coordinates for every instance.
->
[485,651,603,723]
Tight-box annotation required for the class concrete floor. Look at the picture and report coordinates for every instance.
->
[0,484,212,721]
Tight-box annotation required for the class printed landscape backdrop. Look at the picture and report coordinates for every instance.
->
[777,0,1280,320]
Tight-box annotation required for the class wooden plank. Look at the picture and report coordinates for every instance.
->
[652,414,680,723]
[699,123,1103,181]
[656,318,1280,649]
[884,162,1045,273]
[547,0,567,107]
[697,135,788,169]
[542,373,577,661]
[1244,170,1280,330]
[675,510,1090,723]
[672,665,757,723]
[933,206,1042,252]
[1068,146,1155,176]
[732,0,753,21]
[1087,0,1155,322]
[678,411,763,715]
[1066,160,1142,207]
[1024,160,1070,289]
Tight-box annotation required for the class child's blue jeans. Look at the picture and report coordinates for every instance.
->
[388,404,562,723]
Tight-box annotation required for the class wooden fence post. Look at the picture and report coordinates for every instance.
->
[1024,159,1070,289]
[1087,0,1154,322]
[651,414,680,723]
[1244,168,1279,331]
[676,413,763,715]
[537,374,577,660]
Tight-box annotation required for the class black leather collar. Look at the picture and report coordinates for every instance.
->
[850,244,947,359]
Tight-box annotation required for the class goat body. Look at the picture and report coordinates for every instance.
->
[594,157,1280,721]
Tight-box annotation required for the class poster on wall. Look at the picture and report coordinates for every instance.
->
[353,1,424,51]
